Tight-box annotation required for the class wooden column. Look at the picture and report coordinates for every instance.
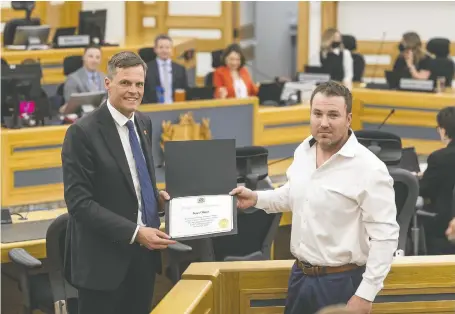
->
[125,2,144,45]
[297,1,310,72]
[321,1,338,33]
[222,1,234,46]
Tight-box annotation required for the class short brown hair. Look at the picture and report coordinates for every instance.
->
[107,51,147,79]
[220,43,246,68]
[154,34,173,46]
[310,81,352,113]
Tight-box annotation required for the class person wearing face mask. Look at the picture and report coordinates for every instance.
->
[319,28,353,88]
[393,32,433,80]
[61,44,106,113]
[142,34,188,104]
[418,106,455,255]
[213,43,258,99]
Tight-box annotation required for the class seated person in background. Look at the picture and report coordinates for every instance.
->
[62,44,106,113]
[393,32,432,80]
[142,34,188,104]
[419,106,455,255]
[213,43,258,99]
[319,28,353,87]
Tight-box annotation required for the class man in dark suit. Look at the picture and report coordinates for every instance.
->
[142,34,188,104]
[419,106,455,255]
[62,51,176,314]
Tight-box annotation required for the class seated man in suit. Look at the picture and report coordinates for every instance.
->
[419,106,455,255]
[61,44,106,113]
[142,34,188,104]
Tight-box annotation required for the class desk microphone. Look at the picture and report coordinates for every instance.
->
[378,109,395,130]
[371,32,387,84]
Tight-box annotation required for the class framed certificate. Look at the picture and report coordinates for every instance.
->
[165,194,238,241]
[164,140,238,241]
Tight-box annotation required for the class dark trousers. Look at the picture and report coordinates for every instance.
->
[284,261,364,314]
[78,245,156,314]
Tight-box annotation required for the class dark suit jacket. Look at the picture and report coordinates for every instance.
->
[61,103,161,290]
[142,59,188,104]
[419,140,455,237]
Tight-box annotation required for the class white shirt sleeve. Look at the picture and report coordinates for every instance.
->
[130,225,140,244]
[355,165,400,302]
[342,49,354,83]
[255,182,292,213]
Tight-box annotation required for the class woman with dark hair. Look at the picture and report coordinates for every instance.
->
[393,32,433,80]
[419,106,455,254]
[213,43,258,99]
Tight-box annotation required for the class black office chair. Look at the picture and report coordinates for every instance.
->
[342,35,365,82]
[53,56,84,108]
[8,213,78,314]
[389,168,419,253]
[166,146,281,283]
[204,49,223,87]
[138,47,157,63]
[3,1,41,46]
[426,37,454,87]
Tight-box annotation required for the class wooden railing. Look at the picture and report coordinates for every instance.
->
[152,256,455,314]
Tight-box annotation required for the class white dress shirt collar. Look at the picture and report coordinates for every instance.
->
[106,99,135,127]
[156,58,171,67]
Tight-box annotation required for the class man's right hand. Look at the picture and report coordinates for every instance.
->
[135,227,176,250]
[229,186,258,209]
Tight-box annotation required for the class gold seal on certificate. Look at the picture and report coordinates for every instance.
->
[168,195,234,239]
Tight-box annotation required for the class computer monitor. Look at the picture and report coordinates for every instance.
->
[258,82,284,106]
[1,63,43,128]
[185,87,215,101]
[78,10,107,45]
[399,147,421,173]
[65,91,106,115]
[12,25,50,46]
[52,27,77,46]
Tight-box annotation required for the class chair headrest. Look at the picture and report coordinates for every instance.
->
[63,55,83,76]
[236,146,268,183]
[342,35,357,51]
[211,50,223,68]
[427,38,450,58]
[354,130,402,165]
[138,47,157,63]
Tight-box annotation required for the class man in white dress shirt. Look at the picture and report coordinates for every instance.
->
[231,81,399,314]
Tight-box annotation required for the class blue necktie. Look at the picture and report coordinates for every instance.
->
[126,120,160,228]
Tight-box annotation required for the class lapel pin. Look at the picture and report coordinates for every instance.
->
[144,130,147,135]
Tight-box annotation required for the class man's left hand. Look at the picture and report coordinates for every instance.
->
[346,295,372,314]
[158,190,170,210]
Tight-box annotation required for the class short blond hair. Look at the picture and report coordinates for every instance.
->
[316,304,356,314]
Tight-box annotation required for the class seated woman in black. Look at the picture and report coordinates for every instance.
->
[419,106,455,255]
[319,28,353,88]
[393,32,432,80]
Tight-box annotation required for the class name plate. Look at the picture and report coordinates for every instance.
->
[399,78,434,91]
[297,72,330,83]
[57,35,90,47]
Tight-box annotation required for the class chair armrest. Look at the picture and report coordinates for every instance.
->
[224,251,264,262]
[167,241,192,253]
[415,196,424,210]
[8,248,42,269]
[416,209,437,218]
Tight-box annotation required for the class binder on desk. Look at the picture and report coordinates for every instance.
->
[163,139,238,241]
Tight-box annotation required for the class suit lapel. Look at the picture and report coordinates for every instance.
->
[97,104,136,198]
[153,60,161,87]
[77,68,91,92]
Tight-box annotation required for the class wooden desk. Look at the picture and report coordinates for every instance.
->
[1,37,196,85]
[150,256,455,314]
